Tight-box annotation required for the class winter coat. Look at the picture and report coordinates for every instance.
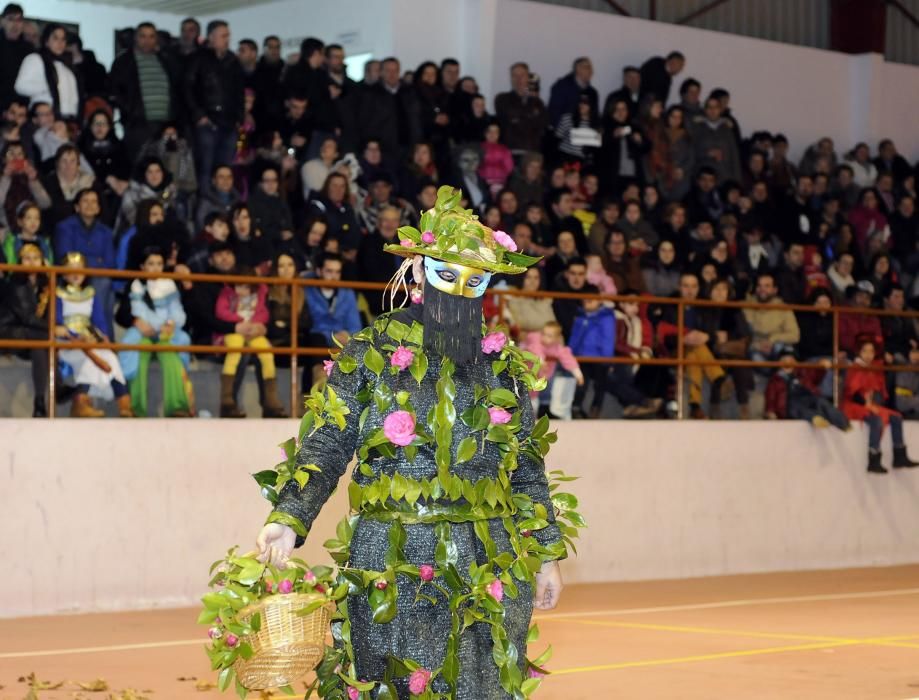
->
[53,215,115,269]
[305,286,361,342]
[214,283,269,344]
[742,297,800,347]
[569,307,615,358]
[183,47,245,127]
[843,361,899,423]
[109,49,178,128]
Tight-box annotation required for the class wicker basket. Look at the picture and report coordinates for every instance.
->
[233,592,335,689]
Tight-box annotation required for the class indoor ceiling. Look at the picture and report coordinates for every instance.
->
[67,0,277,14]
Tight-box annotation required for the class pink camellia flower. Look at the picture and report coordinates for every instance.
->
[488,406,512,425]
[323,359,335,377]
[264,580,273,593]
[527,668,544,679]
[375,580,388,590]
[225,634,239,648]
[278,579,294,594]
[400,239,415,248]
[347,686,360,700]
[383,410,417,447]
[491,229,518,252]
[486,579,504,602]
[391,346,415,371]
[208,627,221,639]
[421,230,435,244]
[304,570,316,582]
[408,668,432,695]
[481,331,507,354]
[419,564,435,582]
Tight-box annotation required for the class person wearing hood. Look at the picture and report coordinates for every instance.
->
[117,156,177,233]
[14,23,80,118]
[690,96,741,184]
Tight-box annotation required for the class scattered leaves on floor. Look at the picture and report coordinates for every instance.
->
[77,678,109,691]
[176,676,197,682]
[17,672,65,690]
[194,679,217,691]
[106,689,152,700]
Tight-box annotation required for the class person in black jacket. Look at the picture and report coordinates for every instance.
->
[603,66,641,121]
[356,205,403,315]
[0,3,32,109]
[109,22,179,157]
[252,35,285,136]
[284,37,339,157]
[349,57,420,165]
[183,20,244,187]
[548,57,598,129]
[639,51,685,104]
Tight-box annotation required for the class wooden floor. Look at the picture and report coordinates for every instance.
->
[3,565,919,699]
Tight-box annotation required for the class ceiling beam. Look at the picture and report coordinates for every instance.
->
[677,0,731,24]
[602,0,631,16]
[887,0,919,30]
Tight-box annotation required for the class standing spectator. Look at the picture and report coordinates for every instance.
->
[53,188,115,337]
[873,139,912,185]
[184,20,244,187]
[173,17,201,65]
[775,175,815,245]
[599,99,646,196]
[494,62,548,156]
[276,94,312,161]
[479,121,515,196]
[639,51,685,104]
[252,35,285,135]
[284,38,338,155]
[555,92,601,166]
[843,339,918,473]
[0,241,51,416]
[119,246,194,418]
[0,140,49,229]
[743,272,800,366]
[843,143,878,189]
[603,66,641,121]
[691,96,741,184]
[352,57,420,165]
[0,3,32,108]
[304,252,361,387]
[195,163,241,231]
[569,295,615,418]
[413,62,451,170]
[14,23,79,118]
[237,38,258,88]
[248,164,293,248]
[548,57,598,128]
[109,22,178,156]
[301,136,338,198]
[678,78,703,120]
[215,265,287,418]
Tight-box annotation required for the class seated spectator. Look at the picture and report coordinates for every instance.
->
[507,152,544,210]
[700,277,754,418]
[453,92,490,144]
[765,351,849,430]
[304,252,361,388]
[139,123,197,220]
[683,166,723,226]
[0,242,52,416]
[602,229,645,293]
[42,144,95,231]
[449,143,490,211]
[53,188,115,337]
[357,171,415,234]
[743,272,800,367]
[881,283,916,364]
[56,252,131,417]
[585,252,617,296]
[524,319,585,420]
[610,295,662,417]
[827,252,856,303]
[2,200,51,263]
[551,255,592,341]
[479,121,514,196]
[215,264,287,418]
[357,205,403,315]
[894,346,919,418]
[569,294,615,418]
[0,140,50,229]
[183,211,232,274]
[14,24,79,118]
[843,339,918,473]
[78,109,130,226]
[543,230,579,286]
[848,188,889,258]
[588,199,620,256]
[118,246,194,418]
[308,172,362,262]
[120,199,186,277]
[843,142,878,189]
[301,136,338,199]
[658,272,734,419]
[505,266,556,337]
[400,142,439,199]
[117,157,177,233]
[195,164,242,232]
[266,252,311,359]
[524,202,556,255]
[839,280,883,357]
[283,214,327,274]
[248,164,293,249]
[176,240,247,349]
[795,287,838,397]
[866,253,897,303]
[888,195,918,264]
[642,240,680,297]
[229,203,272,274]
[618,198,658,255]
[775,242,807,305]
[356,139,395,191]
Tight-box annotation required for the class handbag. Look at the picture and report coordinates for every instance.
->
[716,337,750,359]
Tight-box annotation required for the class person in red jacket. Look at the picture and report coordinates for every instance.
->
[838,280,883,357]
[843,339,918,473]
[610,296,663,417]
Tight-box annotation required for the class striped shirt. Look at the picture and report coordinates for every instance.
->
[135,51,171,122]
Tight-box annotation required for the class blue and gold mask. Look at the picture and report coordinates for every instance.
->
[423,257,492,298]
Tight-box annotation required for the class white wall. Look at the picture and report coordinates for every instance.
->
[4,419,919,617]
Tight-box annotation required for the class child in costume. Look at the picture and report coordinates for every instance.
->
[843,339,918,473]
[118,246,195,417]
[56,251,132,417]
[524,320,585,419]
[214,266,287,418]
[254,186,574,700]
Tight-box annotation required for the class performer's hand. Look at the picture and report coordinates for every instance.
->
[534,560,563,610]
[256,523,296,568]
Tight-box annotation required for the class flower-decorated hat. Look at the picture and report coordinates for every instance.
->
[383,185,541,275]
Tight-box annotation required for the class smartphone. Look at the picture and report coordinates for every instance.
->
[287,147,296,156]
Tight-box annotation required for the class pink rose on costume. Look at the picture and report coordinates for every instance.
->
[391,346,415,371]
[421,230,435,244]
[419,564,435,582]
[408,668,432,695]
[278,579,293,594]
[347,686,360,700]
[304,570,316,582]
[486,579,504,602]
[488,407,512,425]
[323,359,335,377]
[225,634,239,648]
[492,229,518,252]
[481,331,507,354]
[527,668,544,679]
[383,410,417,447]
[400,239,415,248]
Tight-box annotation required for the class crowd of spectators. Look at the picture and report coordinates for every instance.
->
[1,3,918,424]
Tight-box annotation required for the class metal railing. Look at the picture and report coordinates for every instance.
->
[2,261,917,419]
